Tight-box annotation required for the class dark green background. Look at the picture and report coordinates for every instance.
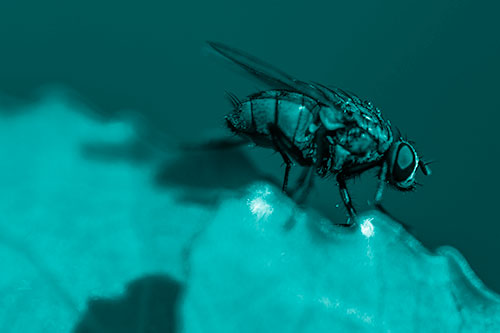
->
[1,0,499,291]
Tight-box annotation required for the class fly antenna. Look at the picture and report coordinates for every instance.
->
[225,91,241,109]
[418,159,433,176]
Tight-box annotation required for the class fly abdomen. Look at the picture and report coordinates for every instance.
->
[227,90,318,151]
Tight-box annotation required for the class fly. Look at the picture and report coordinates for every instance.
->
[209,41,432,221]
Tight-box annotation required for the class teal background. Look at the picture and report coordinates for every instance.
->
[1,0,499,295]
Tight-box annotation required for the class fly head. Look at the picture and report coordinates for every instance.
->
[386,139,431,191]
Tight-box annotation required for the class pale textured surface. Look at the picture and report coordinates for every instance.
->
[1,96,499,332]
[181,184,500,332]
[0,97,207,332]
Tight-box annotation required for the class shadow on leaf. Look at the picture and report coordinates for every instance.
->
[154,148,277,205]
[74,274,182,333]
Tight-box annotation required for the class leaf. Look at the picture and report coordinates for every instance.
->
[181,183,500,332]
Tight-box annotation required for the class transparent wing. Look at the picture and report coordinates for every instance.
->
[208,41,336,105]
[313,82,364,106]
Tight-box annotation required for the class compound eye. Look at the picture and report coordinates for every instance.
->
[392,143,417,183]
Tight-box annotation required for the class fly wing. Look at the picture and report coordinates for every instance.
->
[313,82,364,107]
[315,82,382,118]
[208,41,334,105]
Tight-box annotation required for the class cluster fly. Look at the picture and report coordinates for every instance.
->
[209,41,431,222]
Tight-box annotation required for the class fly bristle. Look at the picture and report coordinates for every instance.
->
[225,91,242,109]
[394,127,401,138]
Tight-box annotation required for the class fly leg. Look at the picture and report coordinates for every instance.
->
[268,123,314,195]
[374,163,392,213]
[373,162,416,233]
[374,162,401,214]
[276,150,292,194]
[268,124,293,193]
[291,167,314,204]
[374,162,388,206]
[337,173,357,225]
[290,124,327,202]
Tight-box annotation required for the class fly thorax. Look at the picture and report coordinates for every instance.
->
[318,106,345,131]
